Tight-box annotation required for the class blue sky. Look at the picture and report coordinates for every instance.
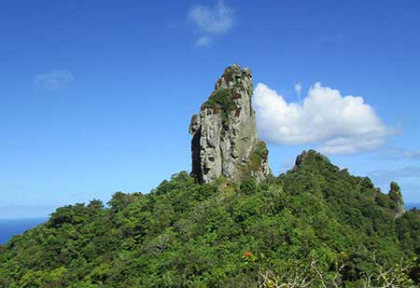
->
[1,0,419,218]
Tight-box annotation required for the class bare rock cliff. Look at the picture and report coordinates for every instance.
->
[189,64,271,184]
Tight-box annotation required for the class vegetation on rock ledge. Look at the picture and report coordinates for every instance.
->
[238,140,269,180]
[201,88,236,127]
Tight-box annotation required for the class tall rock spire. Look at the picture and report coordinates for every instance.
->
[389,181,406,219]
[189,64,271,184]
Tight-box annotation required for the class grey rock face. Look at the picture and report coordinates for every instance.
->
[189,64,271,184]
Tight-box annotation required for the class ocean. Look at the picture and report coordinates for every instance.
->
[406,203,420,210]
[0,218,47,245]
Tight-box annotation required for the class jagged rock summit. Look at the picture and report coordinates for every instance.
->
[189,64,271,184]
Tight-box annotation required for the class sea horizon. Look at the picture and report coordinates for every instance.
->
[0,202,419,245]
[0,217,48,245]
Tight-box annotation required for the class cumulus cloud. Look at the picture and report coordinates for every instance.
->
[253,82,394,154]
[34,70,74,90]
[188,0,234,46]
[294,83,302,96]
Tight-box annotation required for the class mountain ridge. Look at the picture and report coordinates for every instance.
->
[0,65,419,287]
[0,150,419,287]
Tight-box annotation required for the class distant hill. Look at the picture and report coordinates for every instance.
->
[407,203,420,210]
[0,150,419,287]
[1,65,419,287]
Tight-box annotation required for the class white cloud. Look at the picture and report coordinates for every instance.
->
[34,70,74,90]
[294,83,302,96]
[369,166,420,183]
[188,0,234,46]
[395,149,420,159]
[404,150,420,159]
[376,147,420,160]
[195,36,212,47]
[253,82,394,154]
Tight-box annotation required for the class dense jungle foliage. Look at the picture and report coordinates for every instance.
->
[1,150,419,287]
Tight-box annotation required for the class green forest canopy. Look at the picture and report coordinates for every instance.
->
[0,150,419,287]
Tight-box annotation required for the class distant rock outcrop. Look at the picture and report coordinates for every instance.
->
[292,149,332,171]
[389,181,406,219]
[189,64,271,184]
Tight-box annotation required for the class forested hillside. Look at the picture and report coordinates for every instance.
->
[0,150,419,287]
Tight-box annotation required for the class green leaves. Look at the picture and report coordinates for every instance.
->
[1,156,420,287]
